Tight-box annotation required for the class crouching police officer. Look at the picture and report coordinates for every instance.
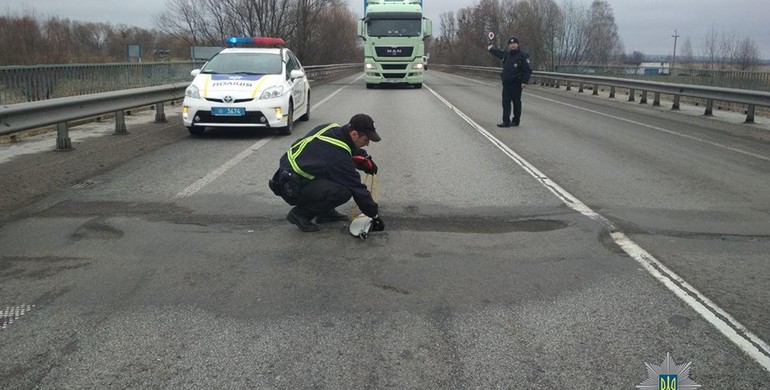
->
[269,113,385,233]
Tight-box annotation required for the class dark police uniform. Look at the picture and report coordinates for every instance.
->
[270,123,379,221]
[489,43,532,126]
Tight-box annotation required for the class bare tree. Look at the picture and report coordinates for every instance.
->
[72,22,111,61]
[679,36,694,66]
[154,0,217,46]
[304,4,360,64]
[717,29,736,69]
[43,17,74,63]
[555,0,588,66]
[583,0,621,65]
[701,25,718,69]
[733,36,761,70]
[0,14,45,65]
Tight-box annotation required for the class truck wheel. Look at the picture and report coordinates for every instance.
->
[366,83,374,89]
[414,83,422,89]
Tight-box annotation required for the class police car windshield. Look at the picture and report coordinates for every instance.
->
[201,52,282,75]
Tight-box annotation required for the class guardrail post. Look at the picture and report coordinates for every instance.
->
[639,91,647,104]
[653,92,661,106]
[154,102,167,123]
[578,82,584,93]
[628,88,635,102]
[704,99,713,116]
[745,105,755,123]
[592,84,599,95]
[55,122,72,150]
[114,110,127,134]
[566,81,571,91]
[609,86,615,98]
[672,95,681,110]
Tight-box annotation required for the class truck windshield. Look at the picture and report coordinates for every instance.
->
[367,19,421,37]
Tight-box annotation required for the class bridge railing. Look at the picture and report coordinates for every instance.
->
[432,65,770,123]
[0,64,361,149]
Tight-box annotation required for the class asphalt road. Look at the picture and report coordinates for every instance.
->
[1,71,769,388]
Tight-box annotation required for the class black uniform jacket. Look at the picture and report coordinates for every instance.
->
[279,123,379,217]
[489,47,532,86]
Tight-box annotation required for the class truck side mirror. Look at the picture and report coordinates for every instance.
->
[357,20,365,39]
[423,18,432,38]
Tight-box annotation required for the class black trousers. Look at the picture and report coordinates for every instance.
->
[292,178,352,218]
[501,82,523,124]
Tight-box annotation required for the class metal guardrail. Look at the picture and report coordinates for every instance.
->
[0,64,361,149]
[554,65,770,92]
[0,62,204,105]
[433,65,770,123]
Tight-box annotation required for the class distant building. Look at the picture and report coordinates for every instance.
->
[636,62,670,75]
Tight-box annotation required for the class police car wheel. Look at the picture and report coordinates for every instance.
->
[299,92,310,121]
[278,103,294,136]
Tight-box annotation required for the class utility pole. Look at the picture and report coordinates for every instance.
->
[671,29,680,71]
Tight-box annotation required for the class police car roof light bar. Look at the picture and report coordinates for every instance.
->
[226,37,285,47]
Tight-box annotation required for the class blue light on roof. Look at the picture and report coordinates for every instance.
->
[227,37,253,45]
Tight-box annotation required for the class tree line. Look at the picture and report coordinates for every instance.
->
[0,0,359,66]
[0,0,763,71]
[429,0,763,71]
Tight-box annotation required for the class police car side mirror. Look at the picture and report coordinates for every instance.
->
[290,69,305,80]
[191,69,201,78]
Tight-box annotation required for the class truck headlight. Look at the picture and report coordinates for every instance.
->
[365,63,375,70]
[260,85,284,100]
[414,63,424,70]
[185,85,200,99]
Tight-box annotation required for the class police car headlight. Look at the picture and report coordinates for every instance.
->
[185,85,201,99]
[259,86,284,100]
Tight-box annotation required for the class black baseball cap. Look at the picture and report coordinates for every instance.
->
[508,36,520,44]
[349,113,381,142]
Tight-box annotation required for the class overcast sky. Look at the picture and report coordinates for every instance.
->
[2,0,768,57]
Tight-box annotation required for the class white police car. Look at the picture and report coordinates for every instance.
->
[182,37,310,136]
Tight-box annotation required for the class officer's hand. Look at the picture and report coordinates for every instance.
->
[487,44,493,50]
[353,148,368,157]
[352,155,378,175]
[371,216,385,232]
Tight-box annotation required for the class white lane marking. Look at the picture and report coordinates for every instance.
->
[173,74,363,199]
[1,304,34,330]
[425,83,770,372]
[173,138,271,199]
[448,72,770,162]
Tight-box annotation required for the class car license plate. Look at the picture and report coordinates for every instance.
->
[212,107,245,116]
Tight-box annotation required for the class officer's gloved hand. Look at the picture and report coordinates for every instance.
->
[371,215,385,232]
[352,155,378,175]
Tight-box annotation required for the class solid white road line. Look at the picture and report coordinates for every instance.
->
[173,74,364,199]
[447,72,770,162]
[424,82,770,372]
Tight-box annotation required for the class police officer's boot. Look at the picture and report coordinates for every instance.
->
[287,207,320,232]
[315,209,348,224]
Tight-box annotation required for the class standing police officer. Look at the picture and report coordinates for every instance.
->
[488,36,532,127]
[269,113,385,233]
